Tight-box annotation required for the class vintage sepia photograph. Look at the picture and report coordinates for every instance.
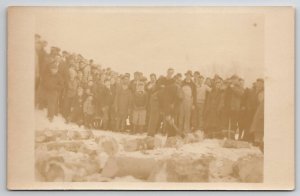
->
[34,8,264,183]
[7,6,294,190]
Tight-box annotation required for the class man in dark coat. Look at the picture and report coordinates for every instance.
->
[114,76,132,132]
[100,79,114,130]
[147,88,161,136]
[132,82,148,133]
[238,82,257,141]
[173,73,184,129]
[42,62,63,122]
[62,68,78,120]
[69,87,85,126]
[129,71,141,93]
[158,68,183,137]
[250,78,264,152]
[228,75,245,133]
[204,80,223,137]
[221,76,244,132]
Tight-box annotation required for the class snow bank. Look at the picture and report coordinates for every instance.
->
[35,110,263,182]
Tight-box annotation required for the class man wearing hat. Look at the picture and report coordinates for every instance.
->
[203,78,224,137]
[99,78,114,130]
[226,74,245,136]
[179,70,196,132]
[193,71,200,83]
[114,75,133,132]
[166,68,175,80]
[191,71,201,129]
[61,67,79,120]
[129,71,140,93]
[146,73,157,94]
[42,62,63,122]
[158,68,183,136]
[172,73,184,129]
[250,78,264,151]
[194,74,211,130]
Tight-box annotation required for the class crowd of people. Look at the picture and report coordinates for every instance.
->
[35,34,264,149]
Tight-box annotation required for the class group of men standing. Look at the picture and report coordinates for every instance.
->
[35,34,264,148]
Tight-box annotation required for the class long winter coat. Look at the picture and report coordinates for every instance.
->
[158,78,178,115]
[250,90,264,143]
[204,88,223,132]
[100,86,114,108]
[114,86,132,118]
[229,84,244,111]
[43,71,63,102]
[147,91,161,136]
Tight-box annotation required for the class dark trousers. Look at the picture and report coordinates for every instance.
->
[115,116,127,131]
[70,108,84,126]
[84,114,94,128]
[62,97,75,120]
[102,106,113,130]
[147,107,161,136]
[46,92,59,121]
[229,110,239,131]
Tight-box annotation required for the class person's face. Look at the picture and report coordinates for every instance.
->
[232,78,239,85]
[35,41,42,51]
[139,73,143,79]
[256,81,263,91]
[77,89,83,96]
[137,85,144,92]
[239,80,245,88]
[123,77,129,84]
[150,75,156,82]
[50,68,58,74]
[122,82,128,89]
[110,78,115,85]
[35,36,40,43]
[88,81,93,86]
[221,83,227,90]
[252,82,257,89]
[69,71,76,80]
[199,77,204,85]
[175,77,182,85]
[42,41,48,48]
[134,73,139,80]
[167,69,174,77]
[84,66,90,75]
[104,81,110,88]
[186,74,192,81]
[114,77,119,84]
[63,53,69,59]
[100,75,105,83]
[205,79,211,87]
[194,73,199,80]
[50,49,56,56]
[79,62,84,69]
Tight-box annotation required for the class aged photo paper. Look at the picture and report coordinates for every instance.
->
[7,6,294,190]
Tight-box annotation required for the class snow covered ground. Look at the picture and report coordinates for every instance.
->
[35,110,263,182]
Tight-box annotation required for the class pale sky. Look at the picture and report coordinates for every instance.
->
[36,8,264,86]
